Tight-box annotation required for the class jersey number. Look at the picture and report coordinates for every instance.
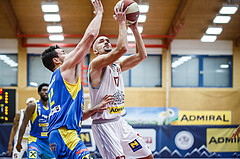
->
[114,77,119,87]
[48,88,55,107]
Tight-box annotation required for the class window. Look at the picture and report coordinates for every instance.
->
[172,55,232,87]
[122,55,162,87]
[0,54,18,86]
[172,56,199,87]
[28,54,89,86]
[203,57,232,87]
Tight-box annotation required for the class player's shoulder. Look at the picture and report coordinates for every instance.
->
[26,102,37,111]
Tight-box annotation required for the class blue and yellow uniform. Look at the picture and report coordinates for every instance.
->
[28,100,55,159]
[48,68,91,159]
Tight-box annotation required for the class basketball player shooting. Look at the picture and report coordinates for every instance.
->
[88,1,153,159]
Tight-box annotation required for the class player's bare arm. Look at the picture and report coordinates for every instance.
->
[82,95,114,121]
[90,4,128,87]
[60,0,104,84]
[16,103,35,152]
[119,22,147,72]
[8,113,20,155]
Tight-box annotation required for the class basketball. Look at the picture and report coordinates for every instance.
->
[115,0,140,26]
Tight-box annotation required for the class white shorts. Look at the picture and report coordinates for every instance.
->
[92,117,152,159]
[12,139,28,159]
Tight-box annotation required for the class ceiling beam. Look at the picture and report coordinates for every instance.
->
[0,0,23,34]
[166,0,193,44]
[235,36,240,47]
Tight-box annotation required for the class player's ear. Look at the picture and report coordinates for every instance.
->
[52,57,60,64]
[93,49,99,56]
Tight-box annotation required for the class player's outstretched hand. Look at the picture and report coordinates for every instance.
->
[231,126,240,140]
[91,0,103,15]
[95,95,114,112]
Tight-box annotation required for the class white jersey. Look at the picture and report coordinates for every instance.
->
[88,63,125,120]
[14,109,31,142]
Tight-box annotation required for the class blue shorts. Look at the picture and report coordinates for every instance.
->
[48,127,92,159]
[28,137,55,159]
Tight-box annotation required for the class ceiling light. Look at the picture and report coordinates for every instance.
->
[44,14,61,22]
[41,2,59,13]
[127,35,135,42]
[213,15,231,23]
[127,26,143,34]
[49,34,64,41]
[200,34,217,42]
[138,14,147,23]
[219,4,238,14]
[206,25,223,35]
[47,25,63,33]
[138,4,149,13]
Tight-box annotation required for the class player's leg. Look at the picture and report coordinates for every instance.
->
[35,138,55,159]
[48,128,68,158]
[49,127,92,159]
[92,121,125,159]
[119,118,153,159]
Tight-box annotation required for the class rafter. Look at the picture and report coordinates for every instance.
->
[0,0,23,34]
[166,0,193,45]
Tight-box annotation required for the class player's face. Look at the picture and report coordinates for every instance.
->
[55,49,67,63]
[95,37,112,54]
[39,86,48,101]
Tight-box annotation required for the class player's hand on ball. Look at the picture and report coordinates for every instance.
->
[113,3,128,24]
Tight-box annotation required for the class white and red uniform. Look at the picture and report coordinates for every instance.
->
[12,109,31,159]
[88,63,151,159]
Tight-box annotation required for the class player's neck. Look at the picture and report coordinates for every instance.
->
[41,100,48,107]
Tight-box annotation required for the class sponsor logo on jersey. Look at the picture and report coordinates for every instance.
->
[29,151,37,158]
[109,90,125,106]
[49,105,61,117]
[13,153,18,158]
[41,132,48,137]
[109,106,124,114]
[82,154,91,159]
[129,139,142,152]
[29,146,39,152]
[38,123,49,127]
[76,148,88,155]
[49,143,57,152]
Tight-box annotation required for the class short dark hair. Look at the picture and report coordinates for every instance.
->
[38,83,49,93]
[41,45,61,72]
